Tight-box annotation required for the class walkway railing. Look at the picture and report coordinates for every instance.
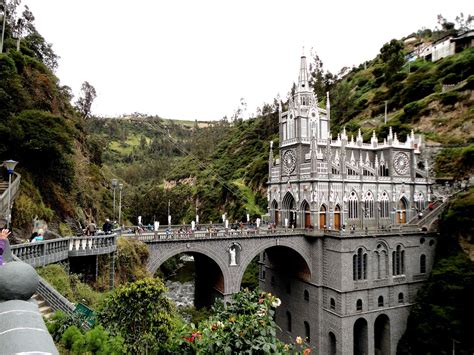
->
[11,235,117,267]
[0,171,21,220]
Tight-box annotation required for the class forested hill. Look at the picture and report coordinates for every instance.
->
[0,5,111,239]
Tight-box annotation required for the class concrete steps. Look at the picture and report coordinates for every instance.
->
[32,294,54,319]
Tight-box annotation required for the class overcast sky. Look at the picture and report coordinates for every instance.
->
[23,0,473,121]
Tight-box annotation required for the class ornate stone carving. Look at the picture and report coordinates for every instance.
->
[393,152,410,175]
[283,150,297,174]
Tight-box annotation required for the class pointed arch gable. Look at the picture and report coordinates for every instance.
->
[282,191,296,210]
[271,199,278,209]
[300,199,310,211]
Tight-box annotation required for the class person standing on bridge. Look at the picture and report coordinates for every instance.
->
[102,219,112,234]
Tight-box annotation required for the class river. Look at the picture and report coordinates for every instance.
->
[164,255,195,308]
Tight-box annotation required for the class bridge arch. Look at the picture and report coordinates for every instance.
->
[233,237,312,294]
[147,244,230,307]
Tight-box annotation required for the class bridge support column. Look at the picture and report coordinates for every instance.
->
[109,252,115,290]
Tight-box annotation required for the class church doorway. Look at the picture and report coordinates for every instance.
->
[319,205,327,229]
[271,200,279,226]
[353,318,368,355]
[396,198,407,224]
[334,204,341,230]
[374,314,391,355]
[301,200,311,228]
[282,192,296,228]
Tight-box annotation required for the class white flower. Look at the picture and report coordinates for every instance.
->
[256,308,267,317]
[271,298,281,307]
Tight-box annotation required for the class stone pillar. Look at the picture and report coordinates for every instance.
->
[109,252,115,290]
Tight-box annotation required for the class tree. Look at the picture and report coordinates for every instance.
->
[308,51,335,102]
[379,39,405,83]
[75,81,97,118]
[171,289,312,354]
[455,12,473,32]
[97,277,177,353]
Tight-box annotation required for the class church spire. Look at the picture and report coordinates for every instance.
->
[297,55,310,92]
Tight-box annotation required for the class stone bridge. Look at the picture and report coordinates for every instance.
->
[128,229,316,306]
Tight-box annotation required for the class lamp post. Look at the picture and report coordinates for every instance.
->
[0,1,6,54]
[4,160,18,229]
[111,179,118,220]
[118,183,123,227]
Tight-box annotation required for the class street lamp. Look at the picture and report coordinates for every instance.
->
[0,1,6,54]
[4,160,18,229]
[118,183,123,227]
[111,179,118,220]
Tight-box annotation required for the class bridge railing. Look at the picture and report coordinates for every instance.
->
[11,235,117,266]
[11,238,70,267]
[124,227,308,242]
[68,234,117,256]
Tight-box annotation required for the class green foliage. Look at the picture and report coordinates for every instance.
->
[398,189,474,354]
[240,256,260,290]
[170,289,311,354]
[60,324,126,354]
[37,264,103,308]
[379,39,405,82]
[115,237,150,284]
[97,277,177,353]
[397,253,474,354]
[434,145,474,179]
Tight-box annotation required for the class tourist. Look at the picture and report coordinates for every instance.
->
[418,212,423,219]
[32,229,44,242]
[102,219,112,234]
[0,228,11,265]
[86,221,97,236]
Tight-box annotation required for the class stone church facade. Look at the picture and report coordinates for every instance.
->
[261,56,436,354]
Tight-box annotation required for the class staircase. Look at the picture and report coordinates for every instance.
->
[32,293,54,320]
[0,172,21,223]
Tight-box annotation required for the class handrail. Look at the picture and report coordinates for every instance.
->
[0,172,21,218]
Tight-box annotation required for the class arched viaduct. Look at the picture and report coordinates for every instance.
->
[144,233,313,304]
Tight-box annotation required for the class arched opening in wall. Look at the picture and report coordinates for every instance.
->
[374,314,391,355]
[334,204,341,230]
[319,204,327,229]
[329,331,337,355]
[397,197,408,224]
[282,192,296,228]
[252,245,311,338]
[271,200,279,226]
[353,318,368,355]
[155,252,224,311]
[304,321,310,342]
[301,200,311,228]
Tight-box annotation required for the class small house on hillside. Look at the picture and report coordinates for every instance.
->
[452,29,474,53]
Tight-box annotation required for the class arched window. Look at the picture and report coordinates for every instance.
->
[304,321,311,342]
[364,191,375,218]
[330,298,336,310]
[304,290,309,301]
[378,296,384,307]
[398,292,404,303]
[379,191,390,218]
[356,299,363,311]
[420,254,426,274]
[393,245,405,276]
[375,244,388,279]
[349,191,359,219]
[286,311,292,332]
[353,248,368,280]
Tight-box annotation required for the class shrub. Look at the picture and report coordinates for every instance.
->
[97,277,177,353]
[440,91,459,106]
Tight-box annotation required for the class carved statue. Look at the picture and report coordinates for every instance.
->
[229,246,237,266]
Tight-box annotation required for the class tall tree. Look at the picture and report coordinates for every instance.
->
[379,39,405,83]
[75,81,97,119]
